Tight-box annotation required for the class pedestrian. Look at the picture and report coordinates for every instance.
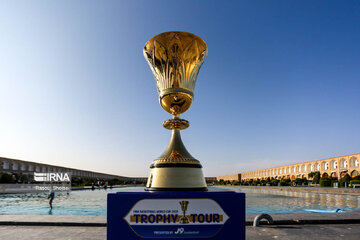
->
[48,187,55,209]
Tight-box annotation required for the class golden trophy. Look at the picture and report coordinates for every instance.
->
[179,201,190,224]
[143,31,208,191]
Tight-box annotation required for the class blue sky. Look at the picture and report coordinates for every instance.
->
[0,0,359,177]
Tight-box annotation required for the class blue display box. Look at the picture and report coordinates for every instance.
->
[107,189,245,240]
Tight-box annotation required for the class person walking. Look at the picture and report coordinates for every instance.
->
[48,187,55,209]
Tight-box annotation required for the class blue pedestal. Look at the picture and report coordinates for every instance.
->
[107,189,245,240]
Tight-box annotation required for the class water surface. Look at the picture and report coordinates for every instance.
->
[0,187,359,215]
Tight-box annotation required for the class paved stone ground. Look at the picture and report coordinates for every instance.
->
[247,224,360,240]
[0,226,105,240]
[1,214,360,239]
[246,212,360,224]
[1,224,360,240]
[0,214,106,224]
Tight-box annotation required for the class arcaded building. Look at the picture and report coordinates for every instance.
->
[241,153,360,181]
[216,174,241,182]
[0,156,131,181]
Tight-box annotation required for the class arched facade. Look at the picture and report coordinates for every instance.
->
[308,164,313,172]
[340,158,347,169]
[234,153,360,182]
[330,160,337,170]
[350,157,359,168]
[0,156,129,181]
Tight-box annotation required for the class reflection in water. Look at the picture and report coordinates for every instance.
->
[232,188,360,214]
[0,187,359,215]
[0,188,119,215]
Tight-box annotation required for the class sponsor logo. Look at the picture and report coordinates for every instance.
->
[175,228,184,234]
[34,172,71,182]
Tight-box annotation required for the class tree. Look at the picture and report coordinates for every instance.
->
[308,171,320,179]
[339,173,351,187]
[270,179,279,186]
[249,179,254,185]
[294,178,303,186]
[279,179,291,186]
[302,178,308,186]
[232,180,240,185]
[0,172,14,183]
[320,177,331,187]
[18,174,29,183]
[312,172,320,184]
[260,179,266,186]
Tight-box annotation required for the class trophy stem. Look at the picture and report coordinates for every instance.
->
[145,126,207,191]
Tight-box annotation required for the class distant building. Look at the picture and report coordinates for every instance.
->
[240,153,360,181]
[129,177,148,184]
[205,177,217,183]
[0,157,213,184]
[217,174,241,182]
[0,156,130,181]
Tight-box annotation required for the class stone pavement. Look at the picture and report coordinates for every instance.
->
[0,226,105,240]
[1,224,360,240]
[247,224,360,240]
[246,212,360,224]
[0,213,360,239]
[0,214,106,226]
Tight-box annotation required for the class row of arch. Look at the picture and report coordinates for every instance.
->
[242,156,359,179]
[0,159,120,180]
[243,170,359,182]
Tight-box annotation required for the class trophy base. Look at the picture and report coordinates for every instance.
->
[107,189,246,240]
[145,167,207,191]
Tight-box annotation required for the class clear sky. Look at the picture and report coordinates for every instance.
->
[0,0,359,177]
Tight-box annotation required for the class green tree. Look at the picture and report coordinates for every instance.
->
[232,180,240,185]
[320,177,331,187]
[266,177,271,183]
[0,172,14,183]
[270,179,279,186]
[350,180,360,187]
[339,173,351,187]
[294,178,303,186]
[18,174,29,183]
[302,178,308,186]
[279,179,291,186]
[312,172,320,184]
[71,177,84,187]
[249,179,254,185]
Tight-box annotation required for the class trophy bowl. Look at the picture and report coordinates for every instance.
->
[143,31,208,191]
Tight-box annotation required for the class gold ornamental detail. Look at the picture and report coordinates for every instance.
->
[163,118,189,130]
[152,158,201,165]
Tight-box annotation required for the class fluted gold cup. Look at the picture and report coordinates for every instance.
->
[179,201,190,224]
[143,31,208,191]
